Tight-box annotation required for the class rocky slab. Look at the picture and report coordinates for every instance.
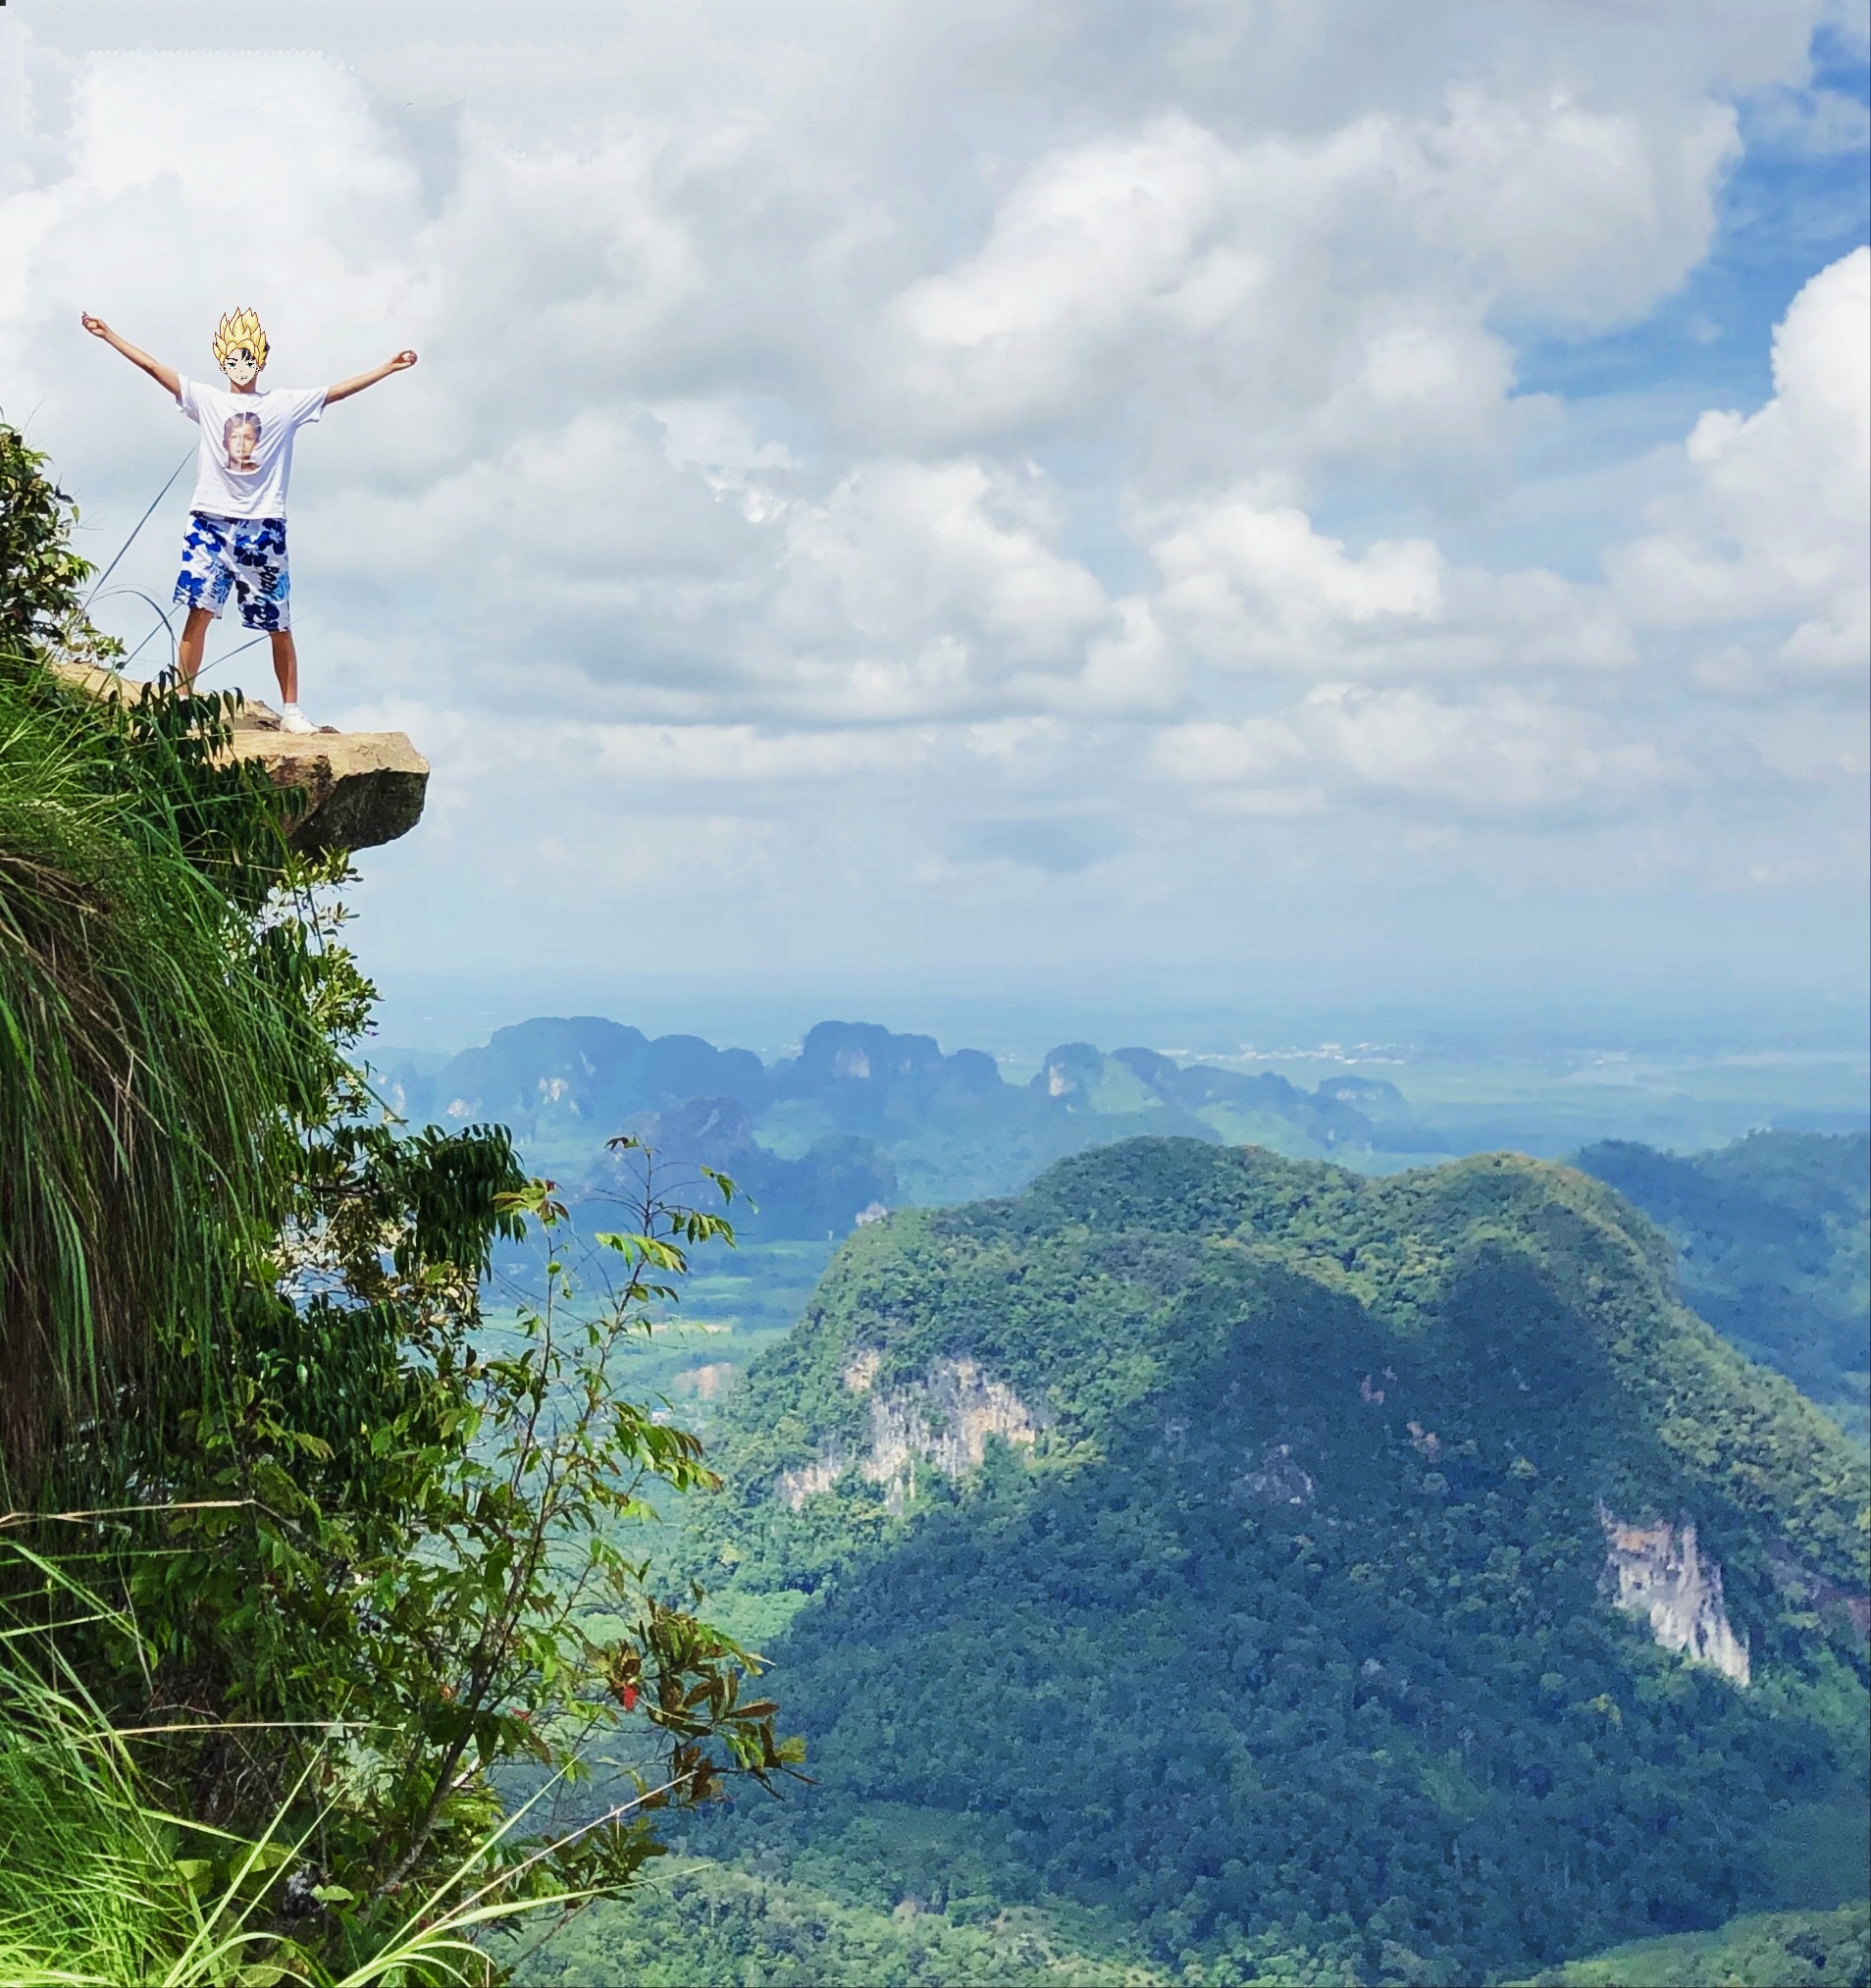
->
[49,659,429,853]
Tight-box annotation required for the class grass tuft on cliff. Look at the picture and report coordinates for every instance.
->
[0,429,323,1494]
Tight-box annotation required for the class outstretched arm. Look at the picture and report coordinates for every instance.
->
[80,314,181,397]
[325,350,419,406]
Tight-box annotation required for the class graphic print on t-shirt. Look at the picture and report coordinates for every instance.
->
[224,411,261,476]
[177,378,325,519]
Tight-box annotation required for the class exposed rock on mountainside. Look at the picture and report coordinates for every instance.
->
[50,659,428,852]
[1237,1439,1316,1508]
[1599,1508,1750,1686]
[778,1353,1042,1511]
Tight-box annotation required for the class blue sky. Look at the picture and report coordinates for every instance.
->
[1523,28,1869,401]
[2,0,1865,1049]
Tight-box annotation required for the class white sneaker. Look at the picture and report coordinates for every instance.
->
[280,704,317,735]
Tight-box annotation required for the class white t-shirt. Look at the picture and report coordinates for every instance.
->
[176,377,327,519]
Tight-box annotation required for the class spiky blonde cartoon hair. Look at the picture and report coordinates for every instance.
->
[211,307,269,373]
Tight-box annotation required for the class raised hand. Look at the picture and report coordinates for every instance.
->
[80,315,180,395]
[326,349,421,404]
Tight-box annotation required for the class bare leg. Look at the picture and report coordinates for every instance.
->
[270,629,299,706]
[177,606,215,691]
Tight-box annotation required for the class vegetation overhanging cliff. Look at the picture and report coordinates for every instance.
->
[1,423,795,1982]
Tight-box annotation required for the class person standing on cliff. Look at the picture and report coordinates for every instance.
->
[79,307,417,735]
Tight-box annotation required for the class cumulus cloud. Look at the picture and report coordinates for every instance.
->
[0,2,1861,981]
[1145,487,1633,675]
[1300,685,1674,815]
[325,438,1169,724]
[776,459,1106,677]
[1157,686,1674,819]
[879,86,1739,464]
[883,117,1241,433]
[1148,490,1445,665]
[1613,248,1871,671]
[591,722,934,785]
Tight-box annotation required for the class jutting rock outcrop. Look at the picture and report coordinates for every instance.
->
[51,659,428,853]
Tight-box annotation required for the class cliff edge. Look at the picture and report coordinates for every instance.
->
[49,658,428,854]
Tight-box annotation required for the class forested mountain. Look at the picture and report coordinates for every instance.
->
[523,1138,1870,1987]
[446,1014,1870,1448]
[1575,1131,1870,1443]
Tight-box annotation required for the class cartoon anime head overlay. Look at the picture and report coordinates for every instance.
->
[211,306,269,387]
[223,410,261,474]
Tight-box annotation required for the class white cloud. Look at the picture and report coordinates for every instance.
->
[1393,86,1738,325]
[1149,489,1444,665]
[592,722,933,785]
[1152,717,1307,784]
[879,86,1741,461]
[1613,248,1871,671]
[1158,686,1674,818]
[777,459,1106,671]
[325,439,1164,725]
[1,4,1861,985]
[1145,487,1633,675]
[884,117,1240,432]
[1299,683,1674,814]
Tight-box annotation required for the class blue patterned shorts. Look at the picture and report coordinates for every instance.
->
[173,511,292,632]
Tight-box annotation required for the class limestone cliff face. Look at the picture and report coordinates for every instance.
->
[1599,1506,1750,1686]
[775,1451,848,1507]
[776,1353,1042,1512]
[1235,1440,1315,1508]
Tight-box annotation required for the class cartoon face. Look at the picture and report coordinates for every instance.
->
[224,412,261,474]
[221,344,262,388]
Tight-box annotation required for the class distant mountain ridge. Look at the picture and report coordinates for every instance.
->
[378,1016,1388,1233]
[382,1017,1376,1147]
[378,1016,769,1138]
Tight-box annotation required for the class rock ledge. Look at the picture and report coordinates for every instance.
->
[50,660,428,853]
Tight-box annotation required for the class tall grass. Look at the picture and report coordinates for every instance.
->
[0,1650,199,1982]
[0,657,313,1493]
[1,426,607,1985]
[0,1545,574,1987]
